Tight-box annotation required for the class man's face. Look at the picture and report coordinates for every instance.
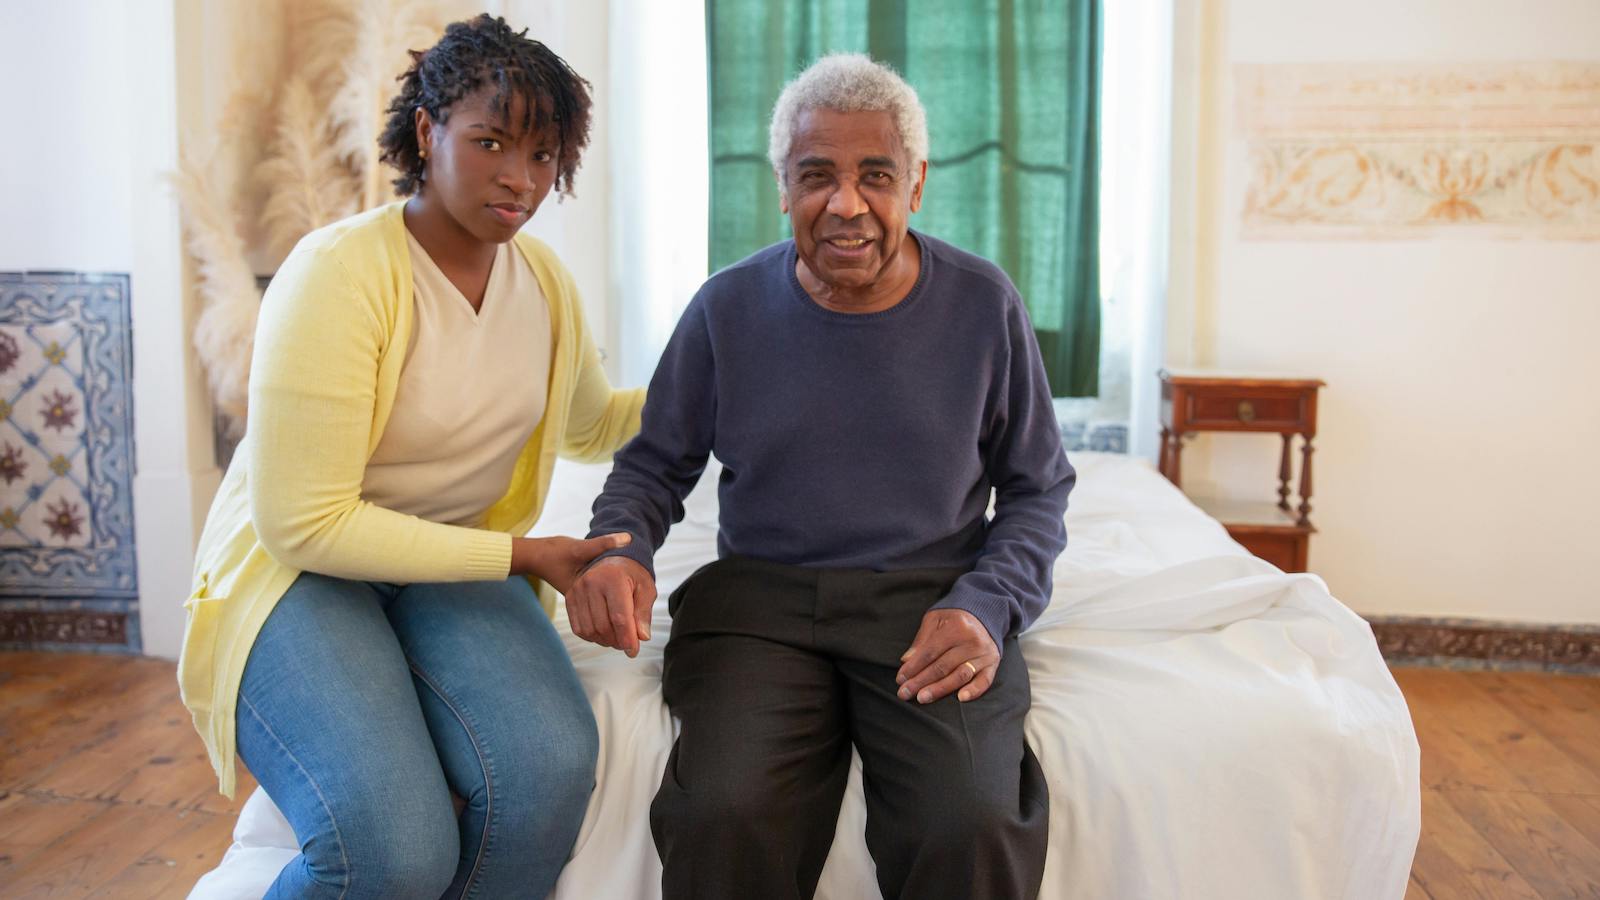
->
[780,108,926,298]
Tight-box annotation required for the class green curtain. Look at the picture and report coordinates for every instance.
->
[707,0,1103,397]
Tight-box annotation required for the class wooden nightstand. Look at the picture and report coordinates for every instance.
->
[1157,369,1325,573]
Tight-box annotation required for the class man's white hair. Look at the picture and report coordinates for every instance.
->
[768,53,929,177]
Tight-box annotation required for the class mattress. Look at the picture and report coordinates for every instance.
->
[190,451,1421,900]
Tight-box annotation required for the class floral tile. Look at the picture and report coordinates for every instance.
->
[0,272,137,652]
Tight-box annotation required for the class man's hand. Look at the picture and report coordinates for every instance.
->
[565,555,657,658]
[895,609,1000,704]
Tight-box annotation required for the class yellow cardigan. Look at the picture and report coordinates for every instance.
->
[178,202,644,797]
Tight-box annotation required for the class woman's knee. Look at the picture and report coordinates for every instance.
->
[328,799,460,900]
[548,704,600,792]
[489,709,599,834]
[516,677,600,808]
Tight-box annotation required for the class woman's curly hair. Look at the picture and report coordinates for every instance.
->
[378,14,593,198]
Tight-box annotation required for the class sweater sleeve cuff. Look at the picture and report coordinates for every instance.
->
[462,530,514,581]
[585,536,656,579]
[931,589,1013,656]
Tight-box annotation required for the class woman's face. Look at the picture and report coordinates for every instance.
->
[414,85,560,244]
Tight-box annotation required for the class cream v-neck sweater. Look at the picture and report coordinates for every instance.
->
[360,233,552,525]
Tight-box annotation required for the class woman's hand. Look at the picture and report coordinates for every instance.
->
[511,533,631,596]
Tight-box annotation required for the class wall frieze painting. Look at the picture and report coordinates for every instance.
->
[0,272,138,651]
[1237,63,1600,239]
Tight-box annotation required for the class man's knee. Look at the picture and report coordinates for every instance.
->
[870,775,1047,900]
[888,774,1036,856]
[653,764,786,836]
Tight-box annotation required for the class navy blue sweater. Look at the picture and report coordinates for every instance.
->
[588,233,1075,647]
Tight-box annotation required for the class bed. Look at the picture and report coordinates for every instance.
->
[189,451,1421,900]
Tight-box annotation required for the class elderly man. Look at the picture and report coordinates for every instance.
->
[567,54,1074,900]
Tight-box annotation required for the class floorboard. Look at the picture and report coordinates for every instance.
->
[4,652,1600,898]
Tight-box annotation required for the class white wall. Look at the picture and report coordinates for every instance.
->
[2,2,136,271]
[501,0,709,386]
[495,0,620,377]
[1,0,217,658]
[1169,0,1600,624]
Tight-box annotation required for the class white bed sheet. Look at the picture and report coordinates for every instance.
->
[190,452,1420,900]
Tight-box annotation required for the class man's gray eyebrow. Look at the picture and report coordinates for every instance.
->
[860,156,899,169]
[794,156,835,169]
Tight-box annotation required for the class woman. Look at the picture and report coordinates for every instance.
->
[177,16,642,899]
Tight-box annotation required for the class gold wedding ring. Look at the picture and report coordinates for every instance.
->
[962,661,979,678]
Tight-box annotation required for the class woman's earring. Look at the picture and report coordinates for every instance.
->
[419,149,428,160]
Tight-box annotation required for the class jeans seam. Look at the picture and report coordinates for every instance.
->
[241,692,351,900]
[407,658,494,900]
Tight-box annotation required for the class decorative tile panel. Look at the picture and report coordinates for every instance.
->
[0,272,138,652]
[1060,421,1127,454]
[1237,63,1600,239]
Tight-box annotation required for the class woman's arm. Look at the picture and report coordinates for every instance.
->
[247,248,514,583]
[544,255,645,462]
[562,342,645,462]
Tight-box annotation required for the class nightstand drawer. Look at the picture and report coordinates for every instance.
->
[1185,392,1308,430]
[1228,527,1310,573]
[1157,370,1325,574]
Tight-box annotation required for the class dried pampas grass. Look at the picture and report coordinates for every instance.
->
[178,0,458,433]
[255,76,359,264]
[309,0,449,208]
[172,151,260,438]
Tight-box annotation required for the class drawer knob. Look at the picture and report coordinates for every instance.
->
[1237,400,1256,423]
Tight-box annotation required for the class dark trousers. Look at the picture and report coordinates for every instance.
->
[649,556,1048,900]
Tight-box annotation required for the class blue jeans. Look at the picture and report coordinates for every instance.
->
[236,572,599,900]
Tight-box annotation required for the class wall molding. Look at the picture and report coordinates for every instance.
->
[1236,62,1600,240]
[1371,616,1600,674]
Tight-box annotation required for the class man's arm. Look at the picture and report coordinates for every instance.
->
[898,292,1074,702]
[568,297,717,656]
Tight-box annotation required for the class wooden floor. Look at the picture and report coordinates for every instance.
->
[1398,667,1600,899]
[0,653,256,897]
[1,655,1598,899]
